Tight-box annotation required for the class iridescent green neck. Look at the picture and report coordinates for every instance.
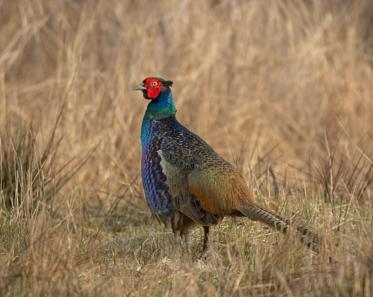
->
[145,90,177,120]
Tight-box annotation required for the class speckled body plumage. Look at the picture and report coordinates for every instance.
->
[138,77,319,252]
[141,91,224,234]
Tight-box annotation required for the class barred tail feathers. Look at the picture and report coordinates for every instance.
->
[236,203,320,253]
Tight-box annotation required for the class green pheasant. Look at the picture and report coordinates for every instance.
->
[136,77,319,253]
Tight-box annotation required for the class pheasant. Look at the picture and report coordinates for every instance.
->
[135,77,319,253]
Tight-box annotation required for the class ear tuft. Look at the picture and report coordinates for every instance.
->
[165,80,173,87]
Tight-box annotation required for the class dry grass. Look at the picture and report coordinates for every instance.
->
[0,0,373,296]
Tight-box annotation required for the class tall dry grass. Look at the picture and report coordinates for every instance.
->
[0,0,373,296]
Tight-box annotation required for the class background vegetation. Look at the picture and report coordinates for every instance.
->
[1,0,373,296]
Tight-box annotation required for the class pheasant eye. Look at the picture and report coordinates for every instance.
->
[151,81,158,87]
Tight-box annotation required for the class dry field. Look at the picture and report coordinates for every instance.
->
[1,0,373,296]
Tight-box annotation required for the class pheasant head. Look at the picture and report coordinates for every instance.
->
[135,77,176,120]
[135,77,173,100]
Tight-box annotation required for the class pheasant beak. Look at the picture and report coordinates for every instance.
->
[134,82,146,91]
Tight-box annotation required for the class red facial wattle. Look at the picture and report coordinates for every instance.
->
[145,78,163,99]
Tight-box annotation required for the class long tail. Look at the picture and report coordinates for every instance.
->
[236,203,320,253]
